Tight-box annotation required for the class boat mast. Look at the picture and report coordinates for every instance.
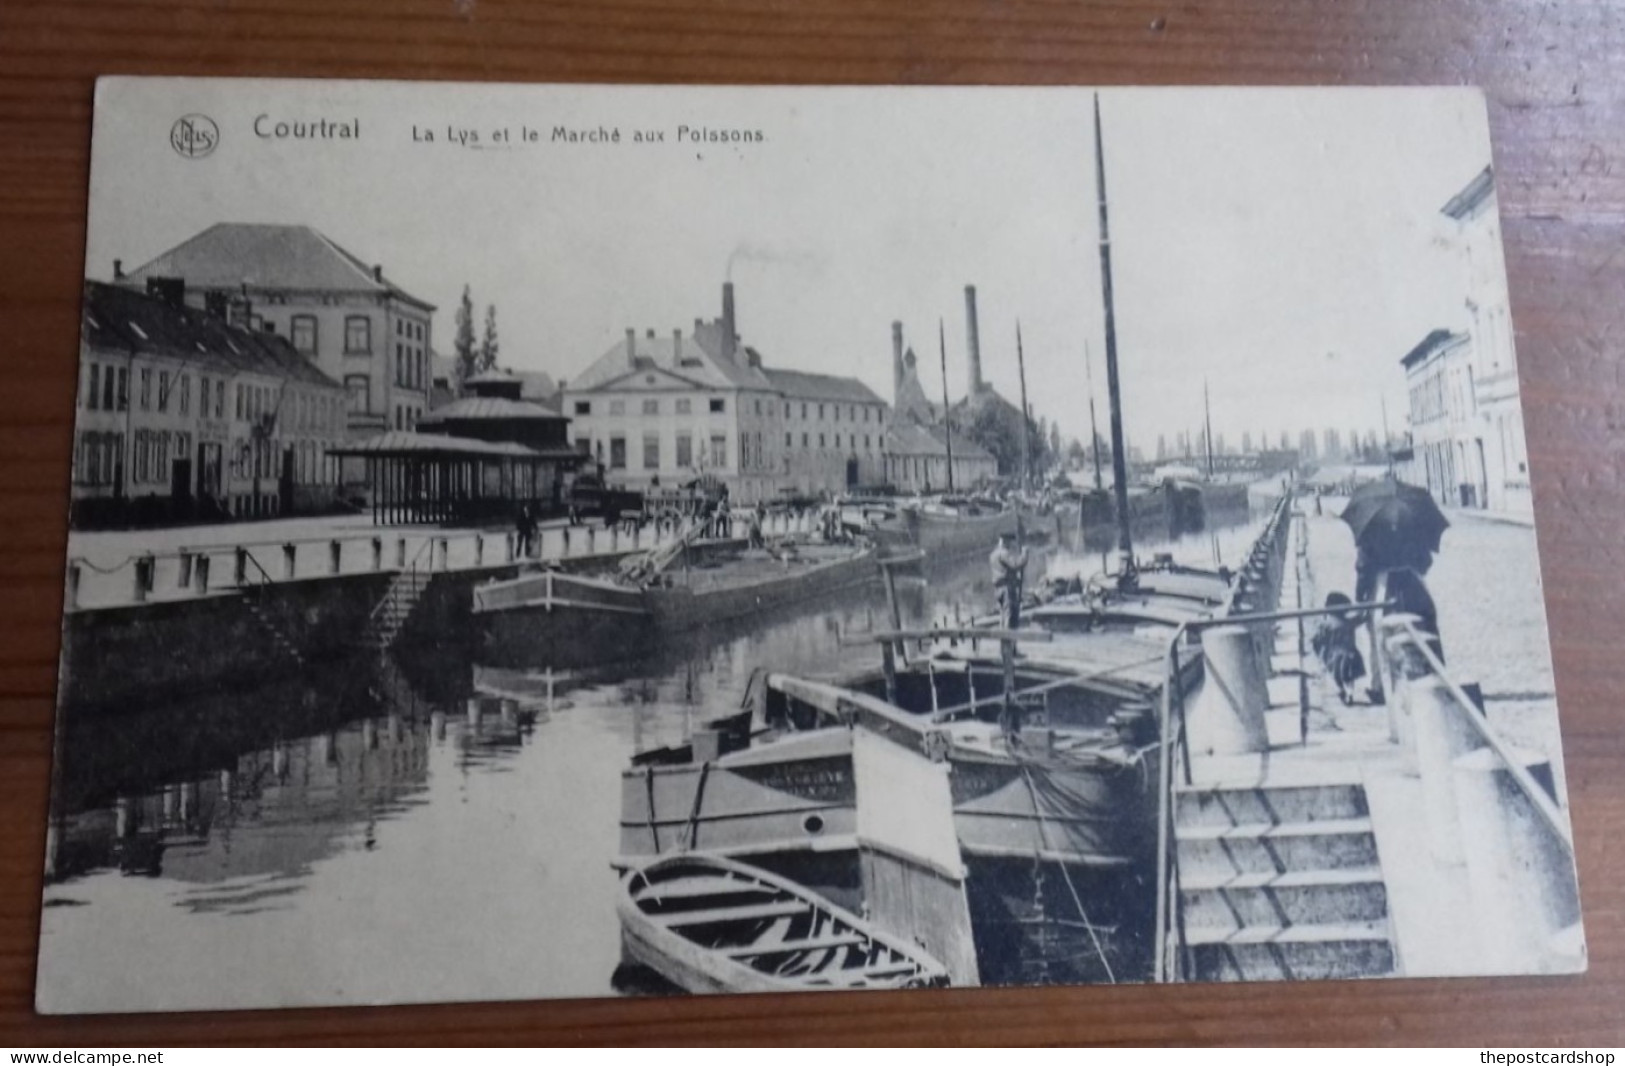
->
[1094,94,1135,580]
[1085,340,1104,492]
[939,317,955,494]
[1204,377,1215,479]
[1016,321,1032,492]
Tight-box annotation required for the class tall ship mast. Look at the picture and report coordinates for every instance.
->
[938,318,955,494]
[1016,321,1032,491]
[1094,94,1136,583]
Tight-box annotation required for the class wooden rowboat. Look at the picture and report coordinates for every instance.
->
[617,854,951,994]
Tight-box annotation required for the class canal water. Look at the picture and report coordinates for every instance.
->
[38,503,1269,1013]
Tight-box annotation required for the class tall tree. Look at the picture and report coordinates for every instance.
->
[478,304,500,372]
[453,285,477,386]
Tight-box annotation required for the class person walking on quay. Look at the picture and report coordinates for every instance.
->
[1311,592,1367,705]
[515,504,536,559]
[1342,478,1450,702]
[990,528,1029,630]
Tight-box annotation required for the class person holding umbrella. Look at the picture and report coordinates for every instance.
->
[1341,478,1449,701]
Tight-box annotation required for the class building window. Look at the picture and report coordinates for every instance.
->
[179,374,190,415]
[86,364,100,411]
[709,433,726,468]
[802,433,809,447]
[676,432,693,468]
[344,316,371,354]
[643,399,659,416]
[784,402,790,418]
[609,436,627,469]
[818,433,825,448]
[102,364,118,411]
[345,375,370,414]
[115,367,128,411]
[157,370,170,412]
[709,398,725,414]
[643,433,660,469]
[754,399,762,415]
[609,400,626,416]
[819,404,826,420]
[575,400,591,415]
[785,432,792,448]
[291,315,317,354]
[216,381,225,419]
[676,398,692,415]
[801,403,808,419]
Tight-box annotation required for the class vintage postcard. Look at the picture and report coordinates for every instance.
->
[39,78,1583,1013]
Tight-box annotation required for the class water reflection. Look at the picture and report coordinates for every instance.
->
[39,502,1267,1011]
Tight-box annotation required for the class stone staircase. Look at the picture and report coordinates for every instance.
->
[1172,780,1397,981]
[241,588,306,666]
[367,568,433,652]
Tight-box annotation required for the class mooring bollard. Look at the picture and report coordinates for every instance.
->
[329,540,342,575]
[1185,624,1270,756]
[194,554,211,593]
[1453,746,1582,974]
[133,554,154,603]
[505,532,515,563]
[177,551,193,590]
[396,538,407,569]
[65,563,81,609]
[588,526,597,554]
[282,543,296,580]
[234,547,249,586]
[475,534,485,566]
[371,537,383,571]
[437,537,449,570]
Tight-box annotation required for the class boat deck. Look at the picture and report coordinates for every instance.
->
[660,544,866,592]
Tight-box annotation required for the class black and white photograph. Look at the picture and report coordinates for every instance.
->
[39,78,1584,1013]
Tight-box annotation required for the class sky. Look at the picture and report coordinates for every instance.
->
[85,80,1500,452]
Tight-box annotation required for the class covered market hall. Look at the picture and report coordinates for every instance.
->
[329,432,584,525]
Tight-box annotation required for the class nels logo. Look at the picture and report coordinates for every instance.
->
[169,114,219,159]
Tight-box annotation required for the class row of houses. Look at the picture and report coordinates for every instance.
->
[72,222,1002,527]
[1395,166,1533,520]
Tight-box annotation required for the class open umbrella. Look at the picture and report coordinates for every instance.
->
[1339,478,1448,571]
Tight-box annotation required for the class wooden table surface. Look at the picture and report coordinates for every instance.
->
[1,0,1622,1047]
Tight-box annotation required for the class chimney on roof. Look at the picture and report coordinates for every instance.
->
[721,282,737,362]
[673,328,682,363]
[145,276,187,310]
[646,328,655,339]
[113,259,124,281]
[964,285,983,395]
[373,264,383,282]
[626,327,636,366]
[746,349,762,369]
[891,321,905,401]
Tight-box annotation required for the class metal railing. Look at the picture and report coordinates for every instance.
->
[64,511,818,611]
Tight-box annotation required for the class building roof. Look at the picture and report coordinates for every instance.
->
[122,223,433,310]
[1441,165,1496,221]
[81,280,342,390]
[569,321,776,394]
[762,368,885,406]
[328,431,545,458]
[1399,328,1467,369]
[885,421,995,462]
[417,396,565,424]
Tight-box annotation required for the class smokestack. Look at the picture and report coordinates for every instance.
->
[964,285,983,395]
[626,327,636,366]
[113,259,124,280]
[721,282,737,361]
[373,264,383,282]
[891,321,904,401]
[673,328,683,365]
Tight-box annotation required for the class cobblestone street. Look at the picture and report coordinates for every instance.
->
[1301,501,1566,780]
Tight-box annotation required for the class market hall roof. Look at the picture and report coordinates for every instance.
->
[81,280,342,390]
[328,431,581,460]
[121,223,434,310]
[417,396,566,424]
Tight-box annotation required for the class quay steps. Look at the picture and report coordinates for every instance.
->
[1173,781,1396,982]
[242,591,305,666]
[367,569,433,652]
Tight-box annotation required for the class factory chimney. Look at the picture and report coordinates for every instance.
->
[721,282,737,361]
[964,284,983,396]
